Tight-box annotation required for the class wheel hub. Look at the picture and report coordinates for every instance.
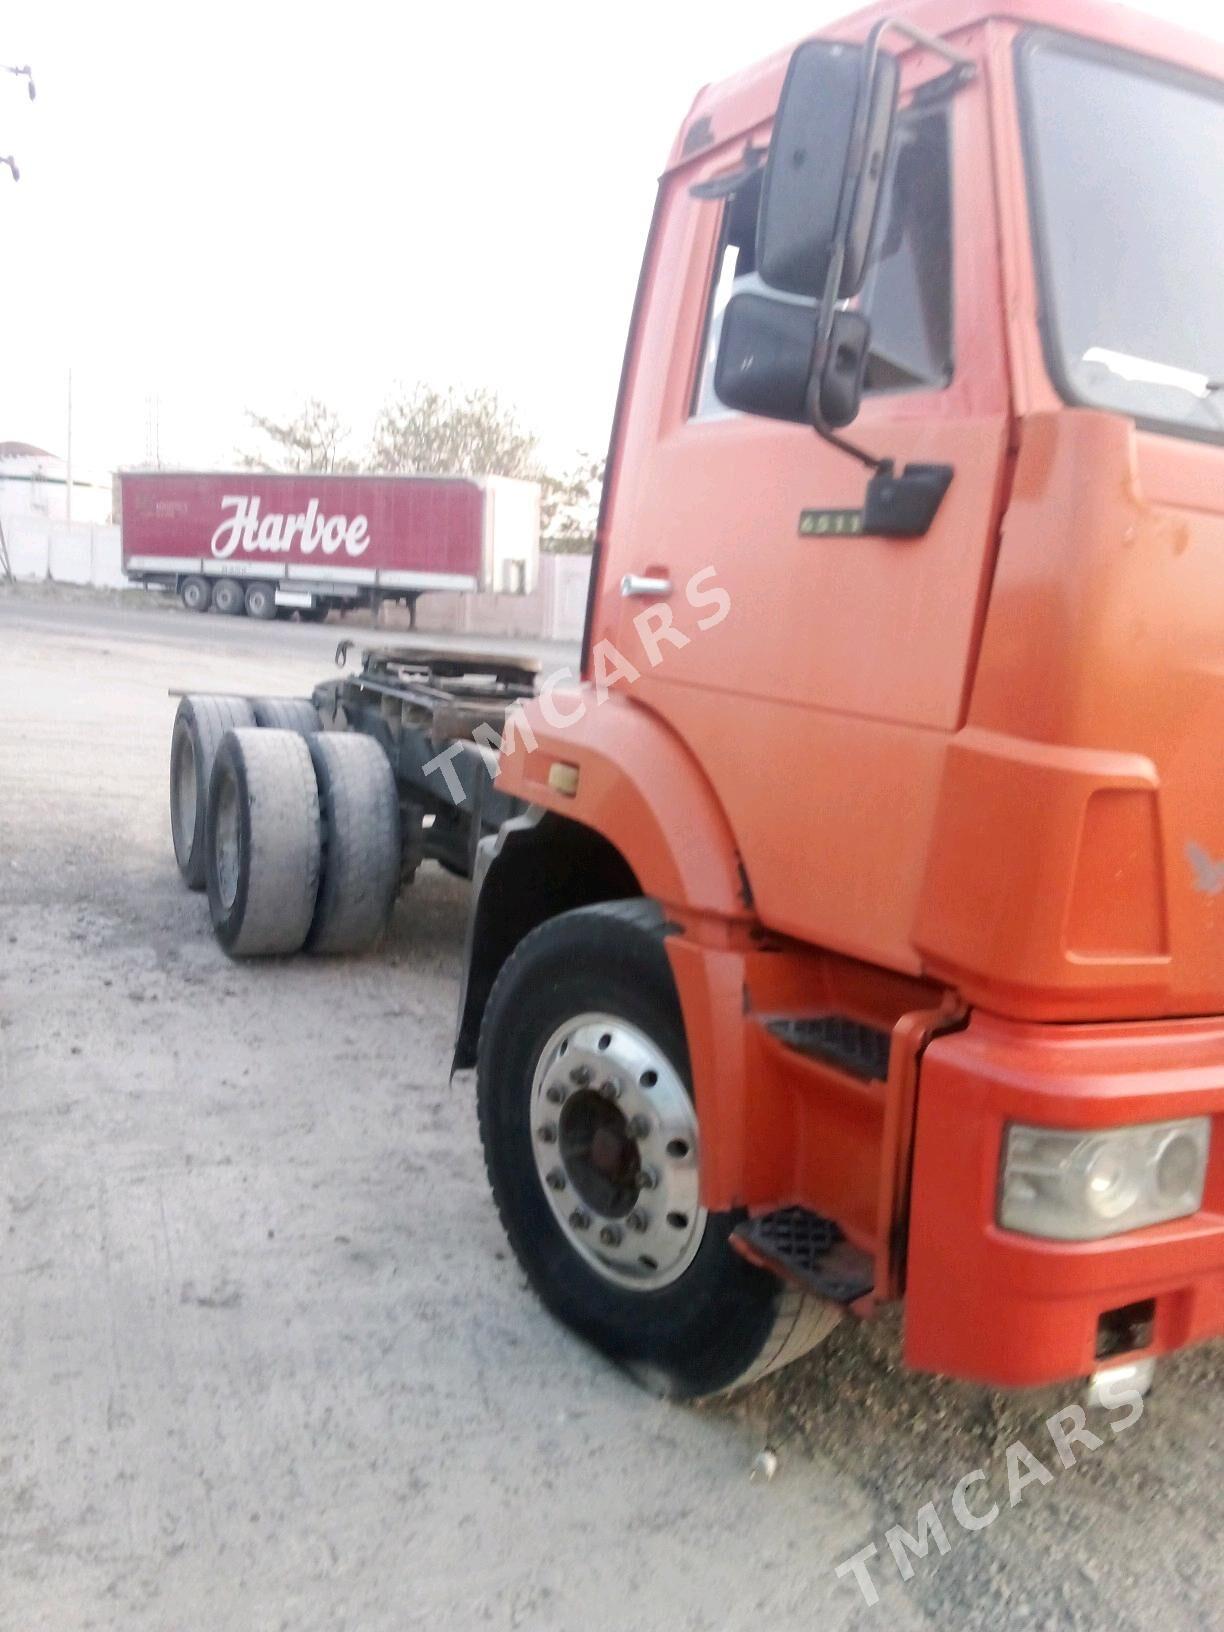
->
[531,1013,706,1290]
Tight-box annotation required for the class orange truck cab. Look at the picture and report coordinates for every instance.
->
[458,0,1224,1401]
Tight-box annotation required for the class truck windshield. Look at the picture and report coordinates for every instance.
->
[1018,31,1224,444]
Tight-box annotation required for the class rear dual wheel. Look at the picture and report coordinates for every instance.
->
[203,728,399,958]
[249,696,321,733]
[477,900,840,1400]
[170,694,257,888]
[206,729,321,956]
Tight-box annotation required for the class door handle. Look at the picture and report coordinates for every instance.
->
[620,573,673,598]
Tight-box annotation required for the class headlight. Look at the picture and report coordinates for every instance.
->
[999,1118,1210,1241]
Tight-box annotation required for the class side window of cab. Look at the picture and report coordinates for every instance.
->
[691,106,953,419]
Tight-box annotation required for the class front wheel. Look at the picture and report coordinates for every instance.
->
[476,900,840,1399]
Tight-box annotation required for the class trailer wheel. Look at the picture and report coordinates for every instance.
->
[170,694,257,889]
[212,578,245,616]
[245,581,277,620]
[205,728,321,957]
[249,696,321,733]
[180,576,211,613]
[477,900,841,1400]
[305,733,401,954]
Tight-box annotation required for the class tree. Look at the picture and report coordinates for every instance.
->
[540,454,603,553]
[238,398,355,473]
[240,383,603,556]
[370,384,538,480]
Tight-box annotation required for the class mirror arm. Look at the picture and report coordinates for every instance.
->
[802,16,974,469]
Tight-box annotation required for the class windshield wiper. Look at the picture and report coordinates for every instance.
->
[1082,346,1223,399]
[1081,347,1224,428]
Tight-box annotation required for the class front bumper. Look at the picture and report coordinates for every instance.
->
[905,1012,1224,1387]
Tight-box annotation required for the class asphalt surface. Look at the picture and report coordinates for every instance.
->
[0,584,1220,1632]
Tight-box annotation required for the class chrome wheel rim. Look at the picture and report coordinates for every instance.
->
[214,772,241,910]
[530,1011,707,1291]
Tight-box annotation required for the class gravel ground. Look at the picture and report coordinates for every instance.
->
[0,586,1220,1631]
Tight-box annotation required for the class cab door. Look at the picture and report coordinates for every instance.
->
[596,59,1012,969]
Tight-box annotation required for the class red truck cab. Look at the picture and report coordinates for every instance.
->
[459,0,1224,1400]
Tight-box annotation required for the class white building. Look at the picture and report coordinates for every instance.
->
[0,440,113,525]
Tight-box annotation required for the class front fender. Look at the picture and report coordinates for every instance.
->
[495,689,750,923]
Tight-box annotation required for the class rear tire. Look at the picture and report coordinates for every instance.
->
[205,729,321,956]
[181,576,211,613]
[170,694,257,889]
[249,696,321,733]
[212,578,245,616]
[305,733,401,954]
[245,581,277,620]
[476,900,840,1399]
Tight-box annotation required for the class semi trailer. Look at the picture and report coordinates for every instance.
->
[167,0,1224,1406]
[121,468,539,622]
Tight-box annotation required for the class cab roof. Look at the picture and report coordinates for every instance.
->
[667,0,1224,171]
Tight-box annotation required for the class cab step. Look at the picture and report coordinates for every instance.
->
[765,1014,891,1082]
[731,1207,875,1304]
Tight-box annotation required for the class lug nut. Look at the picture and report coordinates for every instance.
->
[546,1168,566,1191]
[538,1122,557,1144]
[570,1065,593,1087]
[599,1080,621,1101]
[627,1210,649,1233]
[569,1209,591,1231]
[636,1167,658,1191]
[627,1114,651,1139]
[545,1083,566,1105]
[599,1224,623,1247]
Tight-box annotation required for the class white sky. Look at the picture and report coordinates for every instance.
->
[2,0,1221,479]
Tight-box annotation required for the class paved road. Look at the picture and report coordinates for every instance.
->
[0,586,580,669]
[0,587,1219,1632]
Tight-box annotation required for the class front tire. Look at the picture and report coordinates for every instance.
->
[476,900,838,1399]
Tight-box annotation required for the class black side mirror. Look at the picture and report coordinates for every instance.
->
[714,293,870,430]
[757,39,900,301]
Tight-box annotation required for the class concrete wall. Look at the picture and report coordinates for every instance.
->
[0,464,114,526]
[410,551,591,643]
[2,515,126,589]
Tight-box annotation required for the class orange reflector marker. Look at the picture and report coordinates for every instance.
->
[547,761,580,797]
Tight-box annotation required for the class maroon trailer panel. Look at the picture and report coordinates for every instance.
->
[120,471,487,586]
